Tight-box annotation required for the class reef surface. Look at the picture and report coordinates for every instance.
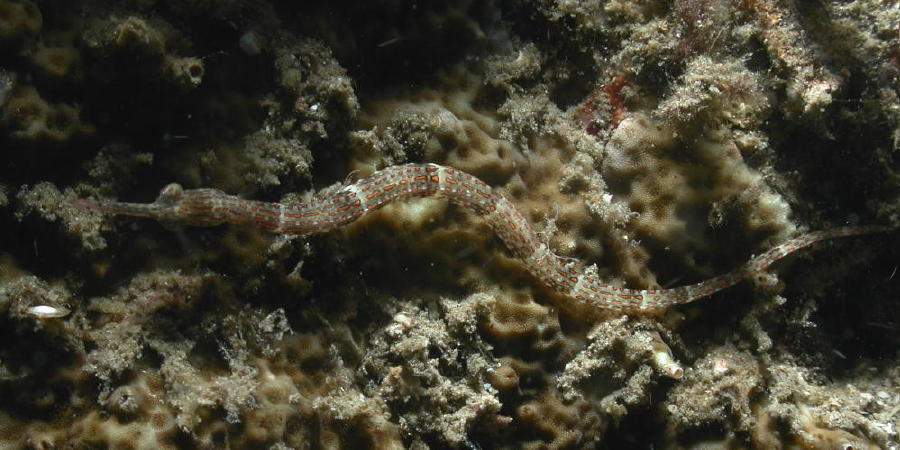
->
[0,0,898,448]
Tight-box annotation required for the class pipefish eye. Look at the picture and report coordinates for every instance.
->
[155,183,185,208]
[160,183,184,198]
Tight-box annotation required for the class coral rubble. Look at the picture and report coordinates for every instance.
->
[0,0,897,448]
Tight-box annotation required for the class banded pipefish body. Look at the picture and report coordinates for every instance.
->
[75,163,890,311]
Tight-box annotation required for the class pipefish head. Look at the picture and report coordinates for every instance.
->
[131,183,224,229]
[161,184,230,227]
[76,188,174,221]
[76,183,189,229]
[76,183,228,229]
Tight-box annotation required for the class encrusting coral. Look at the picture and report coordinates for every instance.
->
[0,0,41,45]
[1,84,93,142]
[0,0,898,448]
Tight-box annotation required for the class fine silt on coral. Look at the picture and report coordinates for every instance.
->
[1,0,898,448]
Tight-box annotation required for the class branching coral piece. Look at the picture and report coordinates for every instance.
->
[76,163,890,311]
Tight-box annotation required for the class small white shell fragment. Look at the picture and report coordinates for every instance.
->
[25,305,71,318]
